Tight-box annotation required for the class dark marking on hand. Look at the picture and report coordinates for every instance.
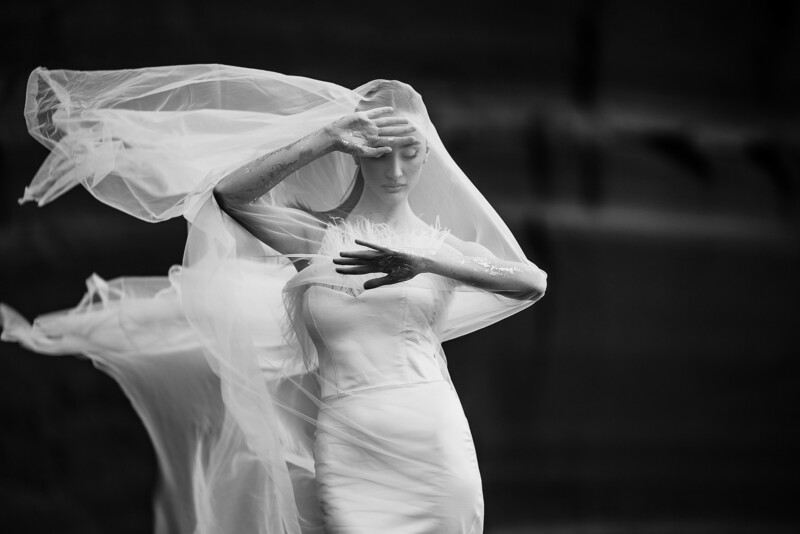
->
[377,254,415,282]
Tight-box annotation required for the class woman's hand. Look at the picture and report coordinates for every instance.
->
[333,239,430,290]
[326,107,416,158]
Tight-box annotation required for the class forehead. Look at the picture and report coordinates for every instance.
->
[385,138,423,151]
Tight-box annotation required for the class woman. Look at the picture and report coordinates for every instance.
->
[2,66,546,534]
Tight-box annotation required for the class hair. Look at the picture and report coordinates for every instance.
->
[357,79,421,116]
[288,80,423,224]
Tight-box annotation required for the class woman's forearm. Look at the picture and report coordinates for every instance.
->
[214,128,336,205]
[426,253,547,301]
[214,108,411,207]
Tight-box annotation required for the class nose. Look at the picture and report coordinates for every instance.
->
[385,155,403,181]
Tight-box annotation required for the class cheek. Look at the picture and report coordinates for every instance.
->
[405,158,424,176]
[405,160,425,188]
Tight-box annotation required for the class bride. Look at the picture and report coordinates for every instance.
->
[2,66,546,534]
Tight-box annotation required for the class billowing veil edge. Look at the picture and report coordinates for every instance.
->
[3,64,544,534]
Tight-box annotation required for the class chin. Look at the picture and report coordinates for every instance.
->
[379,193,409,204]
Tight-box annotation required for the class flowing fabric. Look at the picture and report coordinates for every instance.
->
[2,65,546,533]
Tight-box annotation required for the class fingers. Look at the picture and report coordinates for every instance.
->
[377,125,416,136]
[374,116,411,127]
[332,257,366,266]
[354,239,391,252]
[359,146,392,158]
[364,276,394,290]
[363,106,394,118]
[338,249,380,259]
[374,135,418,147]
[335,265,376,275]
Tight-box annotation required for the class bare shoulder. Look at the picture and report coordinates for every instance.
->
[292,208,327,250]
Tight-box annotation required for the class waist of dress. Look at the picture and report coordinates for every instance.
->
[319,378,452,402]
[315,340,447,399]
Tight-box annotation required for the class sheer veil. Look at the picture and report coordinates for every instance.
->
[1,64,545,533]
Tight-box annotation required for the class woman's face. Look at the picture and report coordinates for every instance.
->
[357,122,427,205]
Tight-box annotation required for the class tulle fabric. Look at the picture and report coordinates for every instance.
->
[3,65,545,533]
[21,64,541,328]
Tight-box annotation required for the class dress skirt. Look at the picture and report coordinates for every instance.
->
[314,380,483,534]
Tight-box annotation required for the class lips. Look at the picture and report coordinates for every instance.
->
[382,184,406,192]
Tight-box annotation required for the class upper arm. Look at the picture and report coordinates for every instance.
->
[442,234,496,259]
[213,188,325,256]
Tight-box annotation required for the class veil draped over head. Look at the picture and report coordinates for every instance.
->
[2,65,543,534]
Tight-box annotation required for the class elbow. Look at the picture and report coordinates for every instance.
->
[521,284,546,303]
[531,278,547,302]
[213,182,252,213]
[500,267,547,302]
[520,268,547,302]
[212,183,225,203]
[213,184,232,213]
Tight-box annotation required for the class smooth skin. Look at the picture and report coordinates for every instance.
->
[213,107,546,300]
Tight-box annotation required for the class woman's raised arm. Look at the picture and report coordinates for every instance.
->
[334,237,547,301]
[213,128,333,256]
[213,107,415,255]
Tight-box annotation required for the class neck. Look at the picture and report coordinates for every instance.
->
[349,192,415,229]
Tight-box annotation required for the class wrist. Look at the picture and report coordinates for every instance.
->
[321,124,342,152]
[418,253,442,276]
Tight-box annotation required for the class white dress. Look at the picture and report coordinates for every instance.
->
[296,223,484,533]
[306,283,483,533]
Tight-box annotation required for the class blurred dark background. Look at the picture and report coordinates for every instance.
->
[1,1,799,533]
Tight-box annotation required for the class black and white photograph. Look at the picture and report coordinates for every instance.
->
[0,1,798,533]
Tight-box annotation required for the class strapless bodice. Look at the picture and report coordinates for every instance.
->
[285,219,454,399]
[301,274,450,399]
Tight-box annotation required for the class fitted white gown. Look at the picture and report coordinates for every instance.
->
[296,226,484,533]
